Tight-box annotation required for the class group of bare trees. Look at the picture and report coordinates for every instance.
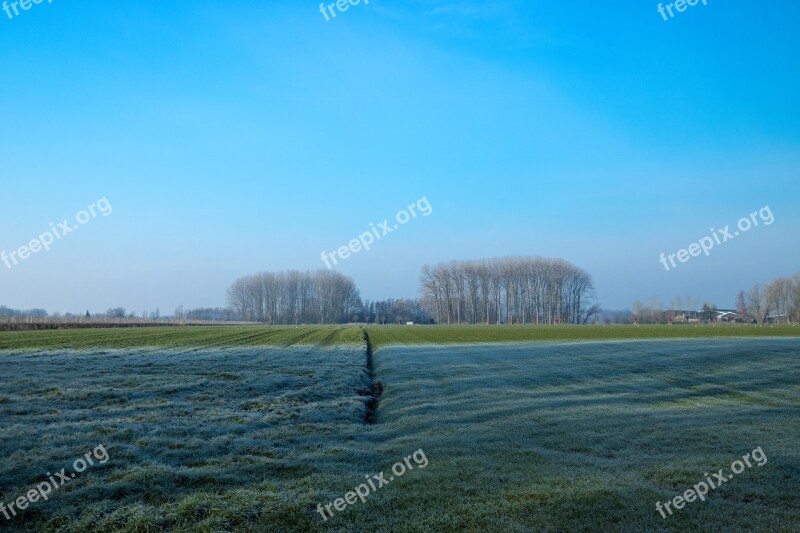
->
[419,257,598,325]
[744,273,800,324]
[227,270,362,324]
[363,299,432,325]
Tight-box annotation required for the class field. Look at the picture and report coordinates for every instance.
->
[368,339,800,531]
[1,326,799,531]
[1,324,799,351]
[0,345,372,531]
[0,326,364,351]
[365,323,800,350]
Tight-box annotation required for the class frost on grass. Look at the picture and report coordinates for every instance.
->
[0,346,373,532]
[367,339,800,531]
[5,338,799,531]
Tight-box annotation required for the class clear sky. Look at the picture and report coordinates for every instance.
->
[1,0,798,314]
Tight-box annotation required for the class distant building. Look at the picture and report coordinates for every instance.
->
[766,314,788,324]
[666,310,701,323]
[714,310,739,323]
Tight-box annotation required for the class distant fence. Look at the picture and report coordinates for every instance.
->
[0,318,258,332]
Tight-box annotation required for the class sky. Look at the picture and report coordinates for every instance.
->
[1,0,798,314]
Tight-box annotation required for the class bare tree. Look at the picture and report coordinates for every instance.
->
[793,274,800,324]
[736,290,748,322]
[747,285,767,325]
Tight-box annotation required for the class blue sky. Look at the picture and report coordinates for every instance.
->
[1,0,798,314]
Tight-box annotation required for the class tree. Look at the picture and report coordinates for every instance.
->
[700,303,717,323]
[746,274,800,325]
[793,274,800,324]
[581,304,602,324]
[764,283,777,322]
[748,285,767,325]
[736,290,748,323]
[106,308,126,319]
[632,300,642,324]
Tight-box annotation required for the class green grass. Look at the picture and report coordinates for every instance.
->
[365,324,800,351]
[2,324,798,352]
[0,326,364,351]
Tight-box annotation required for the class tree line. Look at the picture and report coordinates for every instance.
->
[226,270,362,324]
[419,257,599,325]
[13,264,796,326]
[4,256,601,326]
[628,272,800,325]
[0,306,47,318]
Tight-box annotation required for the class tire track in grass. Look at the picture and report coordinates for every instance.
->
[317,328,347,347]
[283,328,326,347]
[210,328,289,348]
[139,328,287,361]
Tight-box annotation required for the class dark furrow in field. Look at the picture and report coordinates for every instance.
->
[361,328,382,424]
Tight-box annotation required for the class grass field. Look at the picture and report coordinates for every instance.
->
[364,323,800,351]
[0,326,364,351]
[1,324,799,351]
[367,339,800,531]
[1,327,799,531]
[0,345,375,531]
